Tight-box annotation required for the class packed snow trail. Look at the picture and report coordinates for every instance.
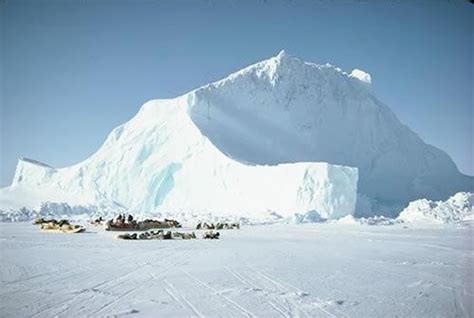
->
[0,223,472,317]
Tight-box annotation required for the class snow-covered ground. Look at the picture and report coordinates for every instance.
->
[1,222,472,317]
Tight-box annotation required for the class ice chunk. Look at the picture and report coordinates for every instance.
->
[349,68,371,84]
[397,192,473,224]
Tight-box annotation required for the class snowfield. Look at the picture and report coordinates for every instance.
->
[1,222,472,317]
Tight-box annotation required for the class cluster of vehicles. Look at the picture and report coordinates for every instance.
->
[117,230,197,240]
[34,214,239,240]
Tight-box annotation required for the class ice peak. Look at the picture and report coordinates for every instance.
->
[254,50,303,85]
[349,69,372,85]
[275,50,288,61]
[202,52,375,95]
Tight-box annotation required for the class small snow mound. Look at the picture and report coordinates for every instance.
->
[397,192,473,224]
[349,69,371,85]
[335,215,400,226]
[336,215,359,225]
[284,210,326,224]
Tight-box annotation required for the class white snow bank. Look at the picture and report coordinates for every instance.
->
[338,192,473,226]
[397,192,473,224]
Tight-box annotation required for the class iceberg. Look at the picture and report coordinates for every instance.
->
[2,50,472,220]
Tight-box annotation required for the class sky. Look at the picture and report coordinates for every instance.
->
[0,0,472,186]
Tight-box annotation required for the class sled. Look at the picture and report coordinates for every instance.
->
[106,219,182,231]
[40,223,86,233]
[62,225,86,233]
[203,230,220,239]
[116,230,196,240]
[105,223,140,231]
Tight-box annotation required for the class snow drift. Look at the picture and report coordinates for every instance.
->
[397,192,473,224]
[1,50,472,220]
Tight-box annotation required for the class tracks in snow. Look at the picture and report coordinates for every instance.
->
[163,279,205,318]
[224,266,342,317]
[181,269,256,317]
[25,247,192,317]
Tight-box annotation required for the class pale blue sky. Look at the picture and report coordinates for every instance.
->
[1,0,472,186]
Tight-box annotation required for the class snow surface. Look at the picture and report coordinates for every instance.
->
[0,222,472,317]
[1,50,472,220]
[398,192,473,225]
